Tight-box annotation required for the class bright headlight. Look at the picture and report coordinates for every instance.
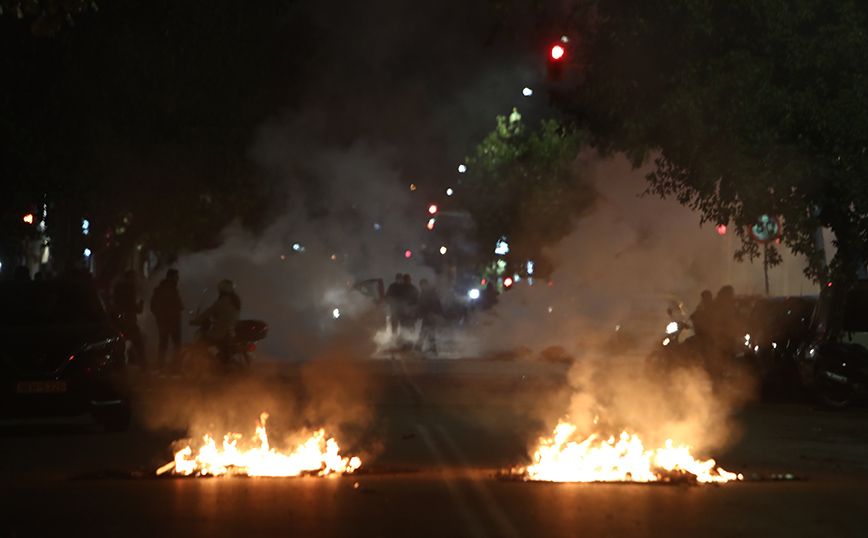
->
[665,321,679,334]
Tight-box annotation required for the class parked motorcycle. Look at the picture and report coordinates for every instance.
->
[176,319,268,378]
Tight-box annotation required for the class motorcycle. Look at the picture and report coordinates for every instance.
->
[645,308,755,396]
[176,319,268,378]
[644,309,702,378]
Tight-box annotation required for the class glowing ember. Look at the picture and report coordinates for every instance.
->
[517,420,741,483]
[157,412,362,477]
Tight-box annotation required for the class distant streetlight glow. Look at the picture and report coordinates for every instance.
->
[495,237,509,255]
[468,289,480,300]
[23,213,33,224]
[522,87,533,97]
[83,248,92,257]
[82,219,90,235]
[439,246,447,254]
[458,164,467,173]
[428,204,438,214]
[504,277,514,288]
[446,188,454,196]
[427,218,435,230]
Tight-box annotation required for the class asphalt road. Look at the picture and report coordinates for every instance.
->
[2,356,867,538]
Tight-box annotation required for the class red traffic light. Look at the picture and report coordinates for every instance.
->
[547,43,567,82]
[550,45,565,60]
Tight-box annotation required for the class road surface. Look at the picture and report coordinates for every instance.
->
[2,356,867,537]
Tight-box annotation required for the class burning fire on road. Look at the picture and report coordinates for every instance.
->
[156,412,362,477]
[512,419,741,484]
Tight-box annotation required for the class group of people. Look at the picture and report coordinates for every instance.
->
[385,273,443,353]
[688,284,746,371]
[111,269,242,375]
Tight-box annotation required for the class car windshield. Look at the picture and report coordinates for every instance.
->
[0,280,107,326]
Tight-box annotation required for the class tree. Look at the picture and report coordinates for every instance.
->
[537,0,868,285]
[1,0,292,277]
[0,0,101,37]
[463,109,596,278]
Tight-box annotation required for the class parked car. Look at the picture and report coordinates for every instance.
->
[739,295,818,399]
[796,279,868,407]
[0,278,132,431]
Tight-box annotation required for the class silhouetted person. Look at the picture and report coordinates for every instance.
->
[386,273,404,334]
[689,289,714,350]
[478,282,499,311]
[190,279,241,365]
[708,285,744,375]
[397,273,419,331]
[415,278,443,354]
[113,270,145,370]
[150,268,184,374]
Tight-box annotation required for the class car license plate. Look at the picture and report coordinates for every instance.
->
[16,381,67,394]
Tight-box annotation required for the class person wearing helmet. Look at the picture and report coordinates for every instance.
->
[190,279,241,364]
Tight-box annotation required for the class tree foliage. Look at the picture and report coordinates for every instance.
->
[539,0,868,284]
[463,110,596,277]
[1,0,295,277]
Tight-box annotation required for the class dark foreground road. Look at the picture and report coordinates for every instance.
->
[2,357,867,538]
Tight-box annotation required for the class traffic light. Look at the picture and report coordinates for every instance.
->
[547,43,567,82]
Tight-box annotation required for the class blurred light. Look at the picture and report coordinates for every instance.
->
[458,165,467,173]
[551,45,565,60]
[468,289,480,300]
[427,218,435,230]
[405,250,412,258]
[373,223,381,230]
[83,248,92,258]
[547,306,553,313]
[527,260,534,275]
[23,213,34,224]
[495,237,509,255]
[522,87,533,97]
[665,321,679,334]
[717,224,727,235]
[503,277,513,288]
[481,279,486,285]
[330,254,337,260]
[439,246,447,254]
[82,219,90,235]
[410,184,416,191]
[280,255,285,260]
[446,188,454,196]
[292,243,303,251]
[332,308,341,319]
[428,204,438,214]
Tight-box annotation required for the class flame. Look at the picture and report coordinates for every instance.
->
[519,419,741,483]
[159,412,362,477]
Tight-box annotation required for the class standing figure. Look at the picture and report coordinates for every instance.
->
[385,273,404,335]
[190,279,241,365]
[150,268,184,374]
[415,278,443,354]
[113,270,145,370]
[397,273,419,332]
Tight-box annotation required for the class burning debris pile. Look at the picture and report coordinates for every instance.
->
[156,412,361,478]
[513,419,741,484]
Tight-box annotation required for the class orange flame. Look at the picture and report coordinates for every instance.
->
[519,419,741,483]
[159,412,362,477]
